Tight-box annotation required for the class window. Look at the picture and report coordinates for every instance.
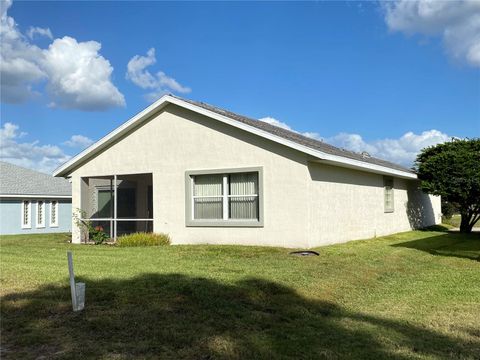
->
[384,177,394,213]
[50,201,58,227]
[186,167,263,227]
[37,200,45,228]
[97,189,113,218]
[22,200,31,229]
[193,174,224,219]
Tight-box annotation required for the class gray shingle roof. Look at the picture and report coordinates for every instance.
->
[0,161,71,196]
[175,96,415,174]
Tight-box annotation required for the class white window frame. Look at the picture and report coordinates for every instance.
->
[50,200,59,227]
[384,176,394,213]
[21,200,31,229]
[185,167,264,227]
[36,200,45,228]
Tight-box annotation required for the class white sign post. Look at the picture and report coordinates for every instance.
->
[67,251,85,311]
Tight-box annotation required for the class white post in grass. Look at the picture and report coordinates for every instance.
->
[67,251,85,311]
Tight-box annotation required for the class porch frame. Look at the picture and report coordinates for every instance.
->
[80,174,154,241]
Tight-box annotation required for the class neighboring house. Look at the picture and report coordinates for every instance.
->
[0,161,72,235]
[54,95,441,248]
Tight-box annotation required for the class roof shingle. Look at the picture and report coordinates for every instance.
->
[0,161,71,196]
[176,96,415,174]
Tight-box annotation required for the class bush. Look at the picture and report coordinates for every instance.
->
[441,200,458,219]
[116,232,171,247]
[90,225,109,245]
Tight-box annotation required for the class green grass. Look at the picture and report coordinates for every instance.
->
[443,214,480,229]
[1,231,479,359]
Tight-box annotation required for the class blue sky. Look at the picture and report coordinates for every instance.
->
[1,0,479,173]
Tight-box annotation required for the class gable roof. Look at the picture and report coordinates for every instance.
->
[0,161,71,197]
[53,95,417,179]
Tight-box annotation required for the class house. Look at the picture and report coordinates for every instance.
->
[0,161,72,235]
[53,95,441,248]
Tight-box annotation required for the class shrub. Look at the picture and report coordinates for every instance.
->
[441,200,458,219]
[90,225,109,244]
[73,208,109,244]
[116,232,171,247]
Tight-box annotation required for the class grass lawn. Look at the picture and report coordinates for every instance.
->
[1,230,479,359]
[443,214,480,229]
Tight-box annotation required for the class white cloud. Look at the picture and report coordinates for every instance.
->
[126,48,191,102]
[328,130,452,167]
[41,36,125,110]
[26,26,53,40]
[63,134,94,149]
[383,0,480,67]
[0,122,70,174]
[301,132,323,141]
[259,116,293,130]
[260,116,323,140]
[0,0,125,110]
[0,0,45,103]
[257,116,452,167]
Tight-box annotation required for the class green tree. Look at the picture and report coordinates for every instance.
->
[415,138,480,233]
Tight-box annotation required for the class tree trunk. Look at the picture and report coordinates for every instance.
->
[459,213,473,233]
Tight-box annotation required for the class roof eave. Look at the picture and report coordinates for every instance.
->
[0,194,72,198]
[312,159,417,179]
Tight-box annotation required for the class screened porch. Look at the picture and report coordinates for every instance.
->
[79,173,153,241]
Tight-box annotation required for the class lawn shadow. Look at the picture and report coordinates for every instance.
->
[1,274,478,359]
[392,232,480,261]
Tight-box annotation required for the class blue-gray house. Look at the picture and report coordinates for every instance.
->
[0,161,72,235]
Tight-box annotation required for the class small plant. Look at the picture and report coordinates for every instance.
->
[90,225,109,245]
[73,208,109,244]
[117,232,171,247]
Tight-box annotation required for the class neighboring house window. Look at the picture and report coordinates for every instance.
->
[22,200,31,229]
[50,201,59,227]
[37,200,45,228]
[186,167,263,227]
[384,177,394,213]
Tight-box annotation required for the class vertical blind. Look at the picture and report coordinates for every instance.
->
[193,172,259,220]
[229,173,258,219]
[193,174,223,219]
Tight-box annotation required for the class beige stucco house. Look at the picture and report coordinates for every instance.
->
[54,95,441,248]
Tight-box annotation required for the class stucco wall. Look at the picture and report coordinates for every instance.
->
[70,104,311,247]
[69,104,441,248]
[307,162,441,247]
[0,198,71,235]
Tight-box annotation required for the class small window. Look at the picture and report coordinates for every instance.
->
[50,201,58,227]
[22,200,31,229]
[37,201,45,228]
[384,177,394,213]
[186,168,263,227]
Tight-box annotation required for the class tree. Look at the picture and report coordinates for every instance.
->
[414,138,480,233]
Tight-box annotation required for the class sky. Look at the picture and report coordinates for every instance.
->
[1,0,479,173]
